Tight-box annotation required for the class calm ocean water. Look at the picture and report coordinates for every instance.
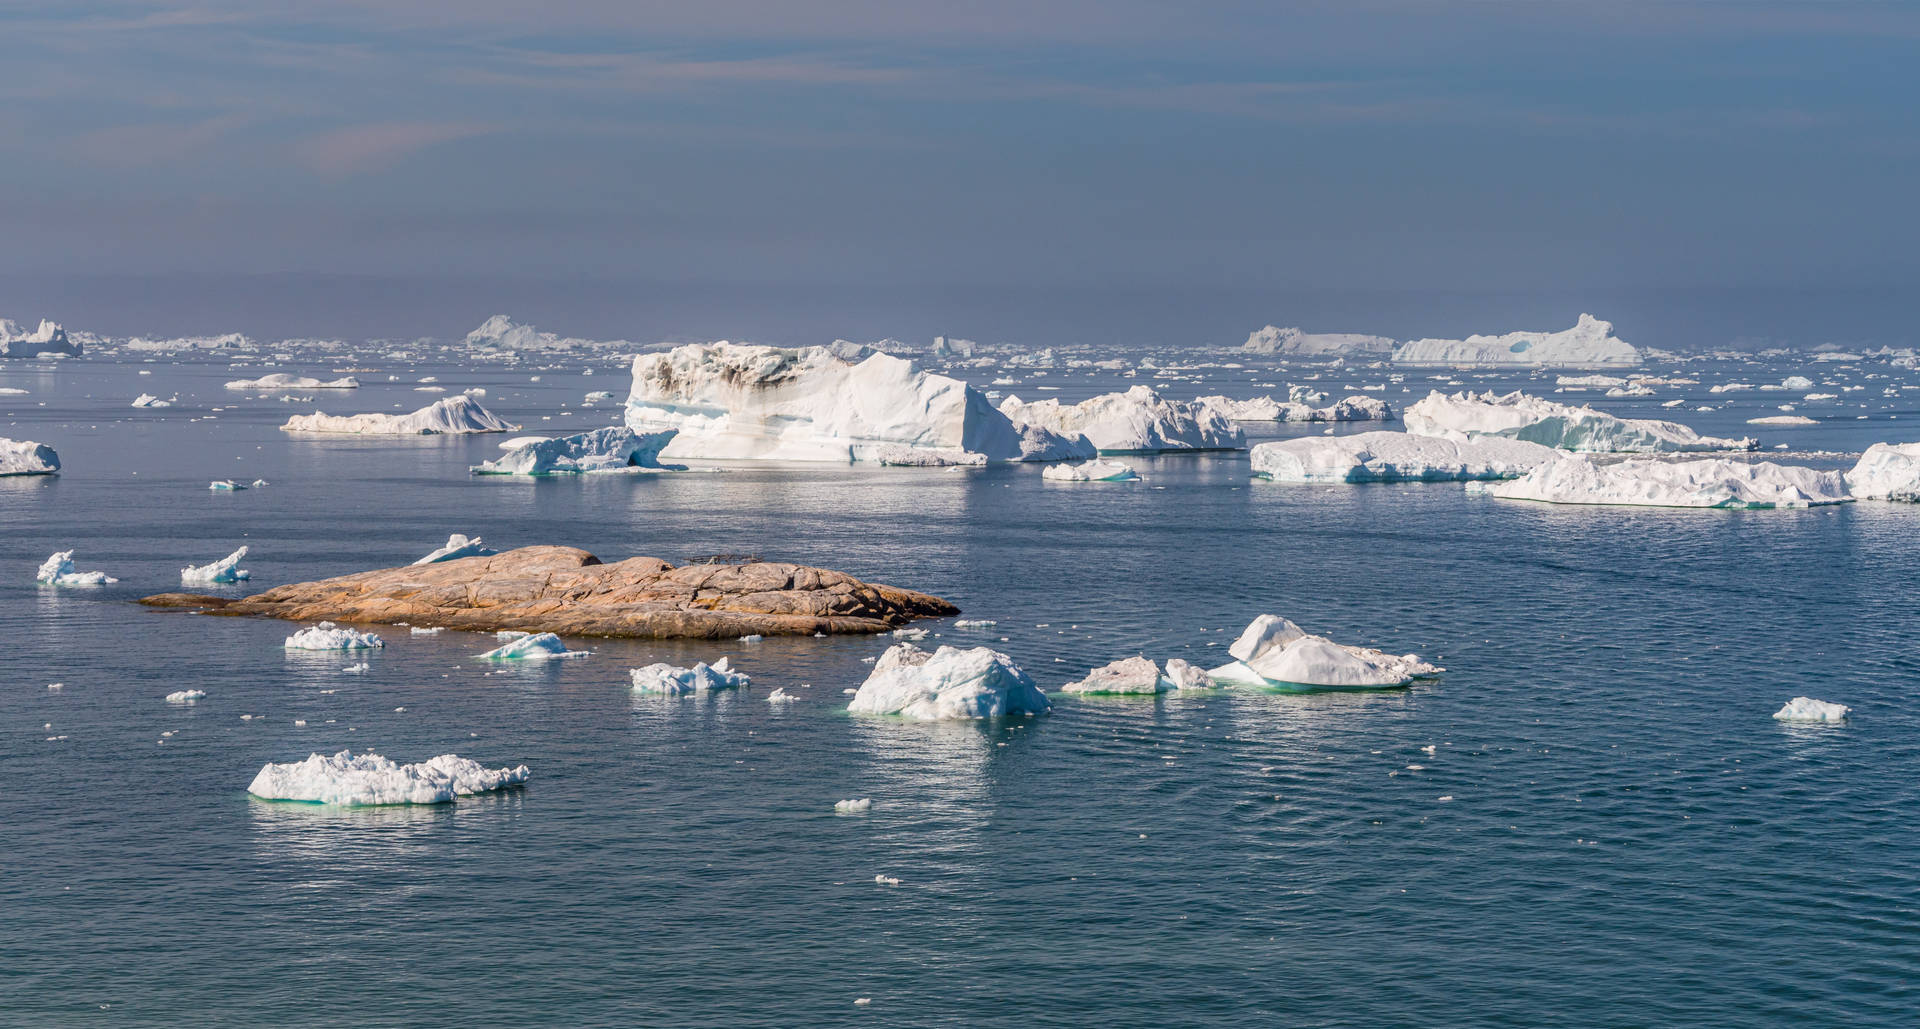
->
[4,353,1917,1026]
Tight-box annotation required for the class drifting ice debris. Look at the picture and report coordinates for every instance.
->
[1209,614,1441,689]
[165,690,206,703]
[767,687,796,704]
[1042,459,1140,482]
[1391,313,1639,368]
[246,749,530,805]
[1772,697,1851,723]
[180,546,250,584]
[1472,455,1851,509]
[285,622,385,650]
[281,395,519,435]
[132,393,172,408]
[36,551,117,586]
[1251,431,1556,483]
[1163,658,1216,690]
[477,632,586,660]
[1405,391,1754,452]
[630,657,750,694]
[1847,442,1920,501]
[0,437,60,476]
[209,479,247,491]
[225,373,359,390]
[412,534,499,565]
[848,643,1051,720]
[835,798,873,813]
[0,318,79,358]
[999,385,1245,453]
[472,426,680,476]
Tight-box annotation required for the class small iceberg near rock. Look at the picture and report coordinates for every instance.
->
[285,622,385,650]
[282,395,519,435]
[247,750,530,805]
[1252,431,1556,483]
[164,689,207,703]
[1773,697,1850,723]
[477,632,587,660]
[1209,615,1441,689]
[37,550,117,586]
[1473,456,1851,509]
[1846,442,1920,501]
[848,643,1050,720]
[471,426,679,476]
[1042,459,1140,482]
[412,533,499,565]
[1,437,60,476]
[181,546,250,584]
[629,657,750,694]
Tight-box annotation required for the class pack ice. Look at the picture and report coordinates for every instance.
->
[0,318,80,358]
[1209,615,1441,689]
[1405,390,1754,452]
[1059,656,1216,694]
[1846,442,1920,501]
[285,622,385,650]
[630,657,750,694]
[1475,455,1851,509]
[999,385,1245,453]
[1,437,60,476]
[37,551,117,586]
[849,643,1051,720]
[247,750,530,805]
[226,372,360,390]
[472,426,679,476]
[1392,314,1639,368]
[1251,431,1557,483]
[413,534,499,564]
[282,395,519,435]
[181,546,250,584]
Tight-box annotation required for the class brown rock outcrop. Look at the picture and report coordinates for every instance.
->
[139,545,957,639]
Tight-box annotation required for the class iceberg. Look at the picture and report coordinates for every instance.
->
[37,551,117,586]
[629,657,750,694]
[1251,431,1557,483]
[0,318,80,358]
[999,385,1245,453]
[285,622,385,650]
[164,689,206,703]
[1060,656,1215,694]
[834,797,873,812]
[471,426,678,476]
[848,643,1051,720]
[1772,697,1851,723]
[465,314,621,355]
[1202,392,1394,423]
[1209,615,1441,689]
[476,632,587,660]
[209,479,247,491]
[1475,455,1852,509]
[131,393,172,408]
[1241,326,1396,356]
[225,372,359,390]
[1392,314,1639,368]
[1,437,60,476]
[412,533,499,564]
[282,395,519,435]
[1042,459,1140,482]
[1404,391,1754,452]
[247,750,530,805]
[1847,442,1920,501]
[181,546,250,584]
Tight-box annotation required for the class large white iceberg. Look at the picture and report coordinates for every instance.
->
[1241,326,1396,356]
[0,318,80,358]
[999,385,1245,453]
[181,546,250,584]
[1251,431,1557,483]
[282,395,519,435]
[225,372,359,390]
[0,437,60,476]
[36,551,117,586]
[1392,314,1639,368]
[630,657,750,694]
[1042,459,1140,482]
[477,632,587,660]
[1405,390,1753,452]
[247,750,530,805]
[1209,615,1440,689]
[1846,442,1920,501]
[285,622,385,650]
[412,533,499,564]
[848,643,1051,720]
[472,426,678,476]
[1201,392,1394,423]
[626,342,1092,464]
[1476,455,1851,509]
[1772,697,1851,723]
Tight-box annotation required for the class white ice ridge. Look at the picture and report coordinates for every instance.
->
[285,622,385,650]
[165,689,206,703]
[1474,455,1851,509]
[1404,390,1755,452]
[1241,325,1397,356]
[472,426,679,476]
[1059,656,1217,694]
[282,395,519,435]
[181,546,250,584]
[476,632,587,660]
[998,385,1246,453]
[1251,431,1557,483]
[1042,459,1140,482]
[1392,313,1639,368]
[1773,697,1851,723]
[0,437,60,476]
[36,551,117,586]
[0,318,80,358]
[225,372,360,390]
[626,342,1093,464]
[1846,442,1920,501]
[849,643,1051,720]
[413,533,499,564]
[1209,615,1441,689]
[630,657,750,694]
[247,750,530,805]
[1201,392,1394,423]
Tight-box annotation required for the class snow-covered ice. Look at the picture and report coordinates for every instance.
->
[225,372,359,390]
[285,622,385,650]
[1772,697,1851,723]
[630,657,750,694]
[36,551,117,586]
[1405,391,1754,452]
[181,546,250,584]
[246,750,530,805]
[1042,459,1140,482]
[848,643,1051,720]
[472,426,679,475]
[1847,442,1920,501]
[282,395,519,435]
[1392,314,1639,368]
[477,633,587,660]
[0,437,60,476]
[1163,658,1216,690]
[412,533,499,564]
[1475,455,1852,509]
[1251,431,1557,483]
[999,385,1245,453]
[1209,615,1442,689]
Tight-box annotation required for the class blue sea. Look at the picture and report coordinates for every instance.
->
[4,349,1917,1026]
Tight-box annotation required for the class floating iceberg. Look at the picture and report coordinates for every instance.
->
[209,479,247,491]
[282,395,519,435]
[1747,415,1817,426]
[999,385,1245,453]
[1772,697,1851,723]
[285,622,385,650]
[37,551,117,586]
[0,437,59,476]
[164,689,206,703]
[225,372,359,390]
[1475,455,1851,509]
[476,632,586,660]
[131,393,172,408]
[1202,392,1394,423]
[413,533,499,564]
[472,426,679,476]
[1251,431,1556,483]
[0,318,80,358]
[848,643,1051,720]
[1060,656,1215,694]
[1392,314,1639,368]
[1847,442,1920,501]
[1405,391,1754,452]
[629,657,750,694]
[834,797,873,813]
[181,546,250,584]
[1209,615,1441,689]
[1042,459,1140,482]
[465,314,621,355]
[1241,325,1396,356]
[247,750,530,805]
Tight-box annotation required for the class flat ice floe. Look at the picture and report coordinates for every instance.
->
[1773,697,1851,723]
[629,657,750,694]
[36,551,117,586]
[0,318,80,358]
[626,342,1092,464]
[285,622,385,650]
[1000,385,1245,453]
[247,750,530,805]
[0,437,60,476]
[1042,459,1140,482]
[1474,455,1851,509]
[1405,390,1754,452]
[1209,615,1441,689]
[282,395,519,435]
[1847,442,1920,500]
[1392,313,1639,368]
[1060,656,1217,694]
[1201,392,1395,423]
[181,546,250,584]
[1251,431,1557,483]
[225,372,359,390]
[476,632,587,660]
[413,533,499,564]
[849,643,1051,720]
[471,426,678,476]
[1748,415,1817,426]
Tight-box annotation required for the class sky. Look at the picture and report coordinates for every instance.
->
[1,0,1916,347]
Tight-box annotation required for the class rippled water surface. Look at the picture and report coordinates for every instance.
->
[4,356,1917,1027]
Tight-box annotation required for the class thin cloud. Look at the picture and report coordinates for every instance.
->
[291,121,496,175]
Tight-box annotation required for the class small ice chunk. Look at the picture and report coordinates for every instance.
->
[164,689,206,703]
[1212,614,1440,688]
[1042,459,1140,482]
[1060,656,1169,694]
[848,643,1050,720]
[630,657,749,694]
[180,546,250,584]
[835,798,873,813]
[285,622,384,650]
[36,550,117,586]
[476,632,586,661]
[767,687,796,704]
[1772,697,1850,723]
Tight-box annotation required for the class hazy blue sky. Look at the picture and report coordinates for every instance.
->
[1,1,1916,346]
